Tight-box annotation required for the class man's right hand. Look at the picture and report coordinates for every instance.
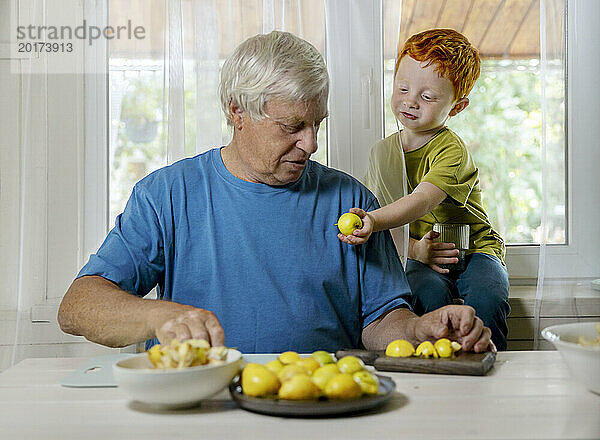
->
[155,306,225,346]
[412,230,459,274]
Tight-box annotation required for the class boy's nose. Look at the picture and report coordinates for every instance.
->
[404,96,419,109]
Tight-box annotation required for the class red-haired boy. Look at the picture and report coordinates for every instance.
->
[339,29,510,350]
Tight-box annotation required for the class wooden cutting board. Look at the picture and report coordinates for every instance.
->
[335,349,496,376]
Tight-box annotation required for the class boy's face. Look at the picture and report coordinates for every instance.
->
[391,56,466,134]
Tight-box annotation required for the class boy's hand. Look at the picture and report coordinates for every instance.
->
[413,230,459,274]
[337,208,374,246]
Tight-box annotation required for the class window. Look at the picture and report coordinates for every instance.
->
[383,0,566,246]
[63,0,596,288]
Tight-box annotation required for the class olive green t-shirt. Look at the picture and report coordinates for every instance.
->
[363,128,505,264]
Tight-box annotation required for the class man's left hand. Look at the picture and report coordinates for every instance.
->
[413,305,495,353]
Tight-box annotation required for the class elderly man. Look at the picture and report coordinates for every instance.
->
[58,31,493,354]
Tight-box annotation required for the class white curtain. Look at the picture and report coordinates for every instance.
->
[534,0,569,349]
[162,0,319,164]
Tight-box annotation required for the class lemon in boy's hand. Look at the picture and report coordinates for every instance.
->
[335,212,363,235]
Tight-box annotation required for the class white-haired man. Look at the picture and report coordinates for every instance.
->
[59,31,493,353]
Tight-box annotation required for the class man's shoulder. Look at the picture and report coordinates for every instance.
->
[307,160,372,194]
[134,149,216,193]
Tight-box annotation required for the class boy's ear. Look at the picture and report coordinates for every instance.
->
[449,98,469,117]
[229,100,245,130]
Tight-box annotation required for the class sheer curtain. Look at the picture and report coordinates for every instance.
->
[107,0,327,224]
[162,0,323,165]
[534,0,568,349]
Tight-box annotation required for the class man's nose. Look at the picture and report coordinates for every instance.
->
[297,124,319,155]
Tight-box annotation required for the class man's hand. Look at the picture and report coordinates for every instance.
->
[154,307,225,347]
[337,207,374,245]
[412,230,459,274]
[414,305,495,353]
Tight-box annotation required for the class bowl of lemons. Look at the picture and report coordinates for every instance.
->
[541,322,600,394]
[229,350,396,417]
[113,339,243,408]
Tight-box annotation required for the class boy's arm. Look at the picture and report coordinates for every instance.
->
[338,182,446,245]
[369,181,446,232]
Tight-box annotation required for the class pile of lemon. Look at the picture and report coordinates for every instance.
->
[147,339,228,369]
[385,338,462,358]
[241,351,379,400]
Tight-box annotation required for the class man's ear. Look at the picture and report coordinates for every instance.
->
[449,97,469,117]
[228,100,244,130]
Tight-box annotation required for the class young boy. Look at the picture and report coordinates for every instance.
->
[339,29,510,350]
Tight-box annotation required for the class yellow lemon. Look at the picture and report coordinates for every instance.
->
[278,374,320,400]
[451,341,462,352]
[312,364,340,391]
[324,373,362,400]
[352,370,380,395]
[311,350,335,366]
[278,351,301,365]
[415,341,438,358]
[148,344,162,367]
[241,363,280,397]
[433,339,453,358]
[335,212,363,236]
[278,364,309,383]
[265,359,284,374]
[295,357,321,375]
[385,339,415,357]
[337,355,365,374]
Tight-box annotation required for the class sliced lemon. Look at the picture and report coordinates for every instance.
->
[385,339,415,357]
[415,341,438,358]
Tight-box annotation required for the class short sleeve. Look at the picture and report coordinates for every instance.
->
[362,137,406,207]
[77,184,165,296]
[421,143,478,206]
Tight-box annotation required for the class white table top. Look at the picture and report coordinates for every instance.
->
[0,351,598,440]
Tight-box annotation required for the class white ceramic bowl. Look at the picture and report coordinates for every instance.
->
[541,322,600,394]
[113,349,243,408]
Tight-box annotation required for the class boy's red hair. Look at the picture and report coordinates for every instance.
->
[396,29,481,101]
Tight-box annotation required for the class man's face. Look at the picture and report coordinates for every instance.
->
[233,97,328,186]
[390,56,457,134]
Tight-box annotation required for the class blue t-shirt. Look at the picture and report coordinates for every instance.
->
[78,148,411,353]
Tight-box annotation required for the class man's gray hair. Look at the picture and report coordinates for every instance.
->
[219,31,329,126]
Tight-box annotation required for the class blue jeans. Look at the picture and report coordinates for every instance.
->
[406,253,510,350]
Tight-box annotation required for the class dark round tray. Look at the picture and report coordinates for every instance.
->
[228,374,396,417]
